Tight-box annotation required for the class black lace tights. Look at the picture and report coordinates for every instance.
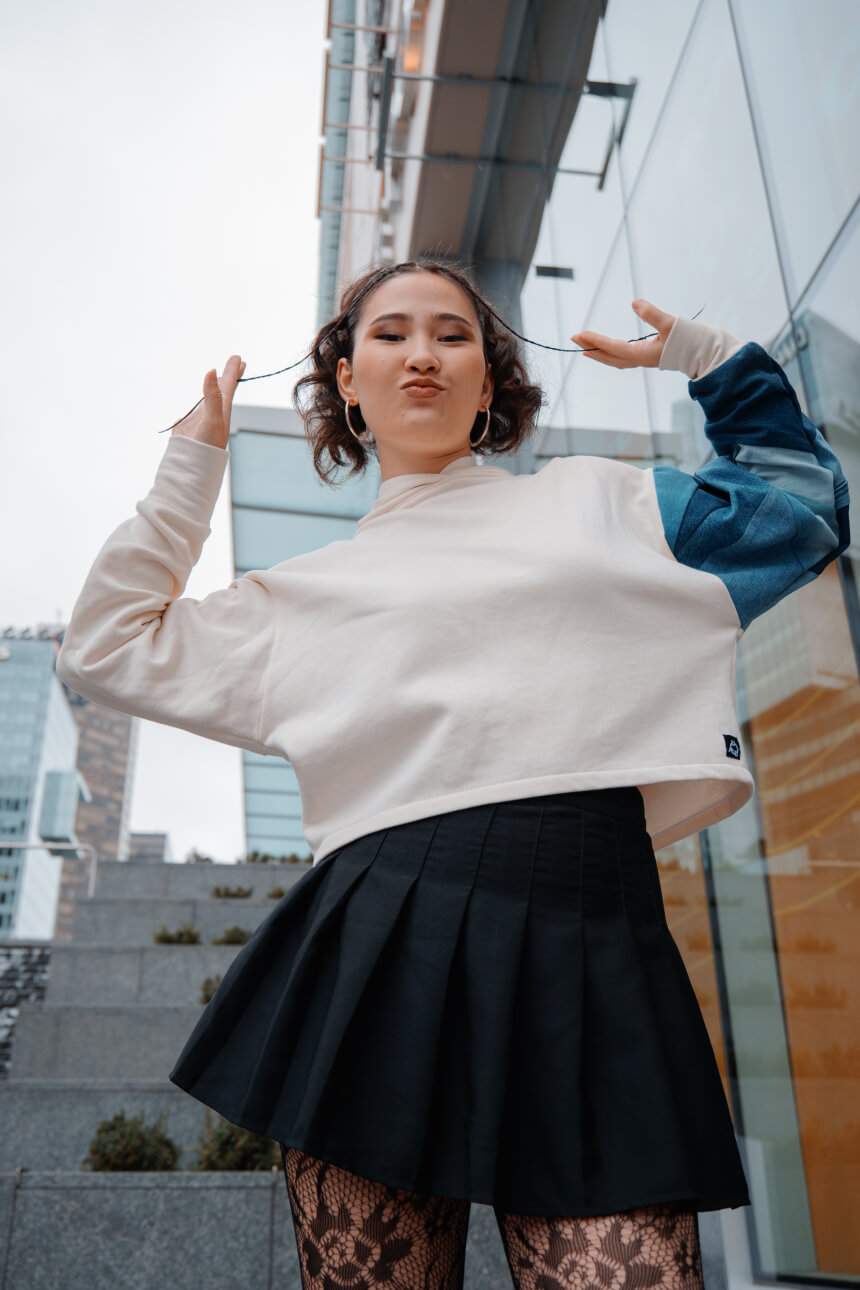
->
[280,1145,705,1290]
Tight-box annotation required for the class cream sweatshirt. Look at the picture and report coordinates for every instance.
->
[56,316,849,864]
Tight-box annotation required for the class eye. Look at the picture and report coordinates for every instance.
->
[374,332,469,342]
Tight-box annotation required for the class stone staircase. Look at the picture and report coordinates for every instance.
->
[0,858,534,1289]
[2,859,306,1172]
[0,856,730,1289]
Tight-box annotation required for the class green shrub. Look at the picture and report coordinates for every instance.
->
[244,849,307,865]
[211,926,253,946]
[153,922,201,944]
[83,1110,180,1172]
[185,848,213,864]
[200,973,223,1004]
[194,1109,280,1170]
[268,885,286,900]
[212,884,254,899]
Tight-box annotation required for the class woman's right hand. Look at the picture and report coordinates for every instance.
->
[171,355,247,449]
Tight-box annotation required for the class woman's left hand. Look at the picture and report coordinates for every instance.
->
[570,299,676,369]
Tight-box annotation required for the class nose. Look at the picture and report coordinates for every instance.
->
[405,336,440,372]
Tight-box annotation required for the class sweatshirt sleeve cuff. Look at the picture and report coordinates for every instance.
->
[151,433,231,517]
[658,315,747,381]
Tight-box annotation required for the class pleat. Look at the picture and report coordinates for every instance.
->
[572,819,745,1213]
[411,800,535,1199]
[583,816,695,1198]
[491,800,588,1211]
[298,807,499,1186]
[288,813,448,1144]
[168,786,750,1216]
[239,832,395,1127]
[626,851,750,1201]
[168,836,379,1113]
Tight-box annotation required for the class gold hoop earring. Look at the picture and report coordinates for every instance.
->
[345,399,373,443]
[470,406,491,447]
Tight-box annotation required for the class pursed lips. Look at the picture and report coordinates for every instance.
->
[402,383,444,397]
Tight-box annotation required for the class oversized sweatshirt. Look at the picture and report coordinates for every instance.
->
[55,316,850,865]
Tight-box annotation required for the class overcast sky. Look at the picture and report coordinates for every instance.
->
[1,0,329,864]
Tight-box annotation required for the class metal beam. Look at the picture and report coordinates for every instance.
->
[329,22,396,33]
[325,152,604,178]
[375,54,395,170]
[327,63,635,101]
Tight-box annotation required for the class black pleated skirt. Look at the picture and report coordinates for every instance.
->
[168,786,750,1217]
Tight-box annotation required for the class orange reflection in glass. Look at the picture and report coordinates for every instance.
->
[752,564,859,1274]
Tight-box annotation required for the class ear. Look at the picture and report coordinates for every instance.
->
[481,363,494,408]
[336,357,356,404]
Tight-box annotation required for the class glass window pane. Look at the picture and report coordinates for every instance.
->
[521,21,633,436]
[234,507,356,570]
[627,0,789,435]
[561,222,650,436]
[243,762,301,793]
[231,429,380,517]
[708,558,860,1278]
[795,212,860,568]
[520,218,569,428]
[600,0,700,202]
[246,791,302,821]
[731,0,860,306]
[245,830,310,860]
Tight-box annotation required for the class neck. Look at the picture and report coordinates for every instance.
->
[377,445,473,482]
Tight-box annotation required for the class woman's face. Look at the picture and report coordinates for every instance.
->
[336,271,494,480]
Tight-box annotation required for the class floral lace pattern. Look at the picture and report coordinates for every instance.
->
[497,1202,704,1290]
[280,1147,704,1290]
[281,1145,471,1290]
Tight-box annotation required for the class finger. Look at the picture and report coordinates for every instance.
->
[585,353,626,368]
[220,354,244,394]
[203,368,222,401]
[570,330,631,359]
[632,299,675,331]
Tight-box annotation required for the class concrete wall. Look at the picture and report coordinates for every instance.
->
[93,859,311,901]
[0,1081,213,1171]
[0,1171,520,1290]
[0,1170,300,1290]
[0,858,730,1290]
[9,1003,206,1080]
[46,944,243,1006]
[72,897,287,946]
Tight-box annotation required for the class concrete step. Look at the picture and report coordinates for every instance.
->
[71,896,288,947]
[0,1166,723,1290]
[0,1079,216,1171]
[44,943,246,1007]
[93,857,312,901]
[8,1003,206,1080]
[0,1167,300,1290]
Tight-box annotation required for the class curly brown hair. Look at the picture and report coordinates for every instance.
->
[292,258,546,487]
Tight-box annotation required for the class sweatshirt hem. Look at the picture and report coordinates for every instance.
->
[309,764,755,866]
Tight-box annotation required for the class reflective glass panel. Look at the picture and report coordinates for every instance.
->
[730,0,860,307]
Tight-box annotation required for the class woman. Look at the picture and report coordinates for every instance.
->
[56,259,849,1290]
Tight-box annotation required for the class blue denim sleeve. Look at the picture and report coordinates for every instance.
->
[651,340,850,632]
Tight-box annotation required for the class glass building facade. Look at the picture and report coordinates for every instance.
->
[312,0,858,1281]
[516,2,859,1282]
[0,634,88,939]
[228,405,380,860]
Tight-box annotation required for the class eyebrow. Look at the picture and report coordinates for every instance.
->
[366,311,476,332]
